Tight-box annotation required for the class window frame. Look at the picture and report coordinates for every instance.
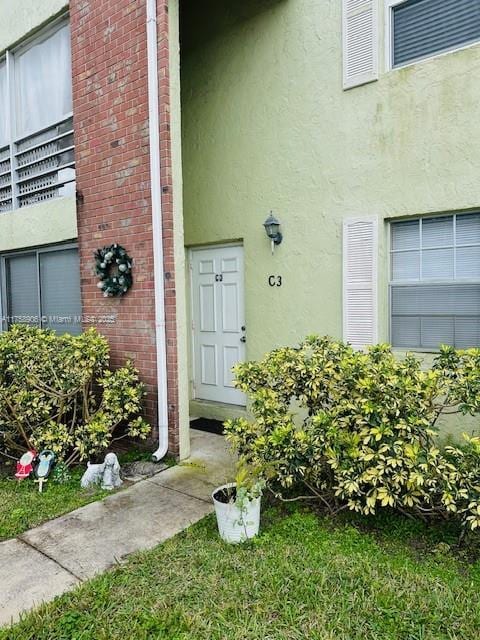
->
[0,241,80,333]
[388,213,480,351]
[0,57,10,150]
[0,14,74,213]
[385,0,480,71]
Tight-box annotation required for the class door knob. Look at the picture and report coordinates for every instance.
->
[240,336,246,343]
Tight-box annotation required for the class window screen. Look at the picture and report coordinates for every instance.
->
[393,0,480,67]
[390,214,480,349]
[4,246,81,335]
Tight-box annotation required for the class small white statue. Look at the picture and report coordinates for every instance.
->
[80,462,104,489]
[101,452,123,490]
[80,452,122,491]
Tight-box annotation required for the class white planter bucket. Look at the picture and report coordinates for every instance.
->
[212,482,261,544]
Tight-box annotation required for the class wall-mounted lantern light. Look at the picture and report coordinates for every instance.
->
[263,212,283,254]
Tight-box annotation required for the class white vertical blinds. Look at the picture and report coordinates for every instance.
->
[0,62,8,147]
[342,0,378,89]
[391,214,480,349]
[15,22,72,137]
[343,217,378,349]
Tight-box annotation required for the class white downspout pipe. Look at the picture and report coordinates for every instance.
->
[147,0,169,462]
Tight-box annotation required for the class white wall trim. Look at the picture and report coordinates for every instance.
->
[384,0,402,72]
[188,248,196,401]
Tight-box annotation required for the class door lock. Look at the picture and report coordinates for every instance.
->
[215,274,223,282]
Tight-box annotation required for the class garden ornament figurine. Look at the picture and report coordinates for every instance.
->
[34,450,55,493]
[101,452,122,490]
[15,450,37,480]
[81,461,105,489]
[80,452,122,490]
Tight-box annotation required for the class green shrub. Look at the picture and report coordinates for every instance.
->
[0,325,151,465]
[224,336,480,531]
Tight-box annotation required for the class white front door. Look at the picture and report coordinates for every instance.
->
[191,244,246,405]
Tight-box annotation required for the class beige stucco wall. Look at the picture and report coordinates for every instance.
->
[180,0,480,437]
[0,1,77,251]
[0,0,68,52]
[0,198,77,252]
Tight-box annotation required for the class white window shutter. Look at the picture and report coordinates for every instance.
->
[342,0,379,89]
[343,217,378,349]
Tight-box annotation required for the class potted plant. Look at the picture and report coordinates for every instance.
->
[212,460,265,543]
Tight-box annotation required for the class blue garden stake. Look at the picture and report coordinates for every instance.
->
[34,450,55,493]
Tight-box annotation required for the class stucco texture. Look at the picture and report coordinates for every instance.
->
[0,0,68,52]
[180,0,480,437]
[0,197,77,252]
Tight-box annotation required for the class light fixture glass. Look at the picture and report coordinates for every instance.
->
[263,212,282,253]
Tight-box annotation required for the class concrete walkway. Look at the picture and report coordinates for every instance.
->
[0,430,235,627]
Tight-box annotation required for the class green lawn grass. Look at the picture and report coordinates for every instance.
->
[0,448,169,541]
[0,469,108,541]
[3,506,480,640]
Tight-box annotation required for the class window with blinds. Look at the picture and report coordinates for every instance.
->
[2,245,81,335]
[392,0,480,68]
[390,214,480,349]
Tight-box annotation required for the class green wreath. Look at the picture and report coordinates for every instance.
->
[95,244,133,297]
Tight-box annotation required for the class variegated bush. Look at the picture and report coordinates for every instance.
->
[0,325,150,466]
[225,336,480,531]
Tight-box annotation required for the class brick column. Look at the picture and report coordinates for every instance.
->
[70,0,180,454]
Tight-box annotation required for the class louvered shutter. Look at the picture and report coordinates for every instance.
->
[342,0,378,89]
[343,217,378,349]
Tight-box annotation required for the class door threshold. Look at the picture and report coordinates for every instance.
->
[193,399,246,410]
[190,398,248,423]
